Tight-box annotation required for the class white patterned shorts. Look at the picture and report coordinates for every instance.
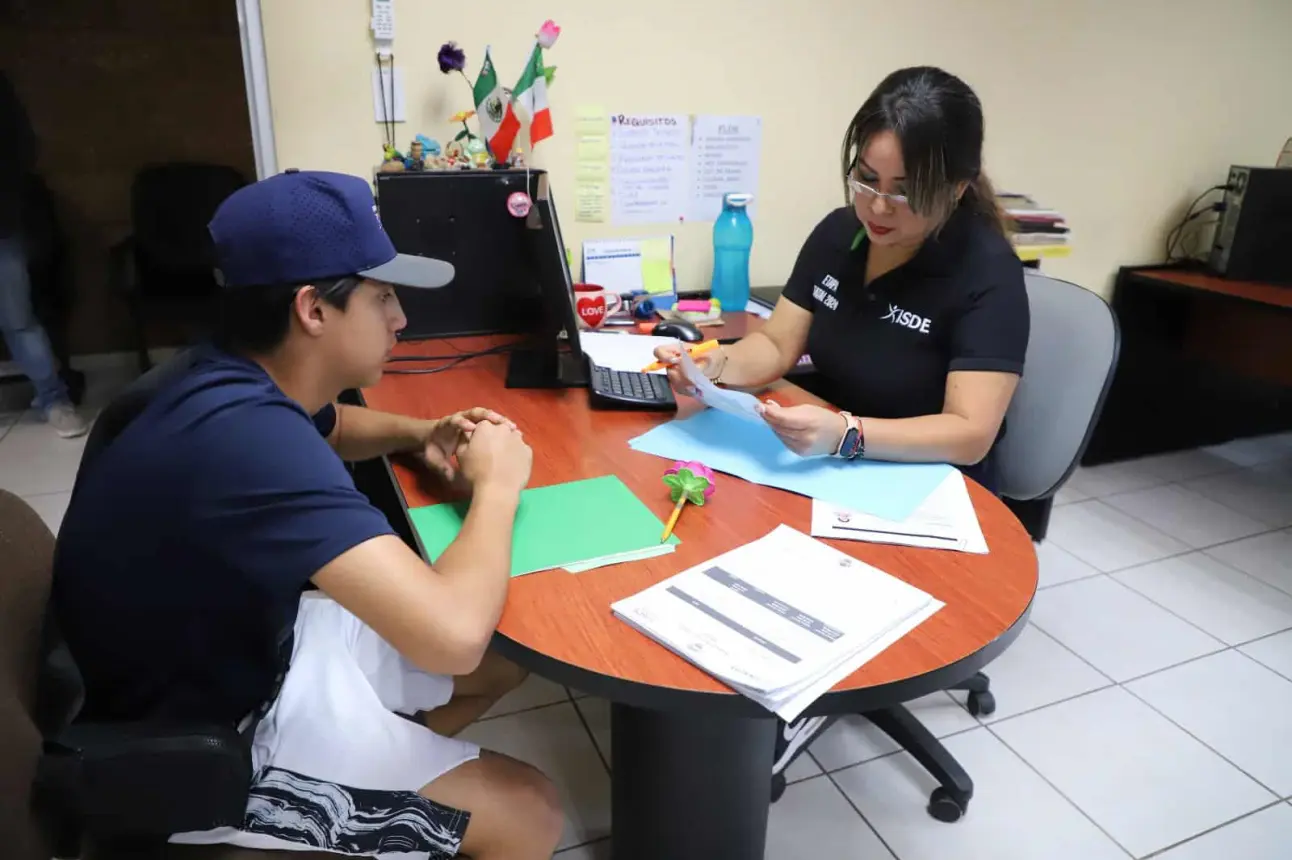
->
[169,592,480,859]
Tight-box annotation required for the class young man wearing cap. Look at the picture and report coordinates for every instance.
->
[53,170,562,859]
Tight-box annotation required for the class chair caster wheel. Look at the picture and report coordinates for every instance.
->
[927,787,967,822]
[770,773,787,803]
[966,690,996,717]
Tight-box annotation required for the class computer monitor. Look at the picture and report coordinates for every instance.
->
[504,172,590,389]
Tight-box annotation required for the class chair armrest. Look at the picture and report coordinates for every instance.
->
[107,237,139,297]
[37,720,251,838]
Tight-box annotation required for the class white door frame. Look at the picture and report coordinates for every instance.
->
[236,0,277,178]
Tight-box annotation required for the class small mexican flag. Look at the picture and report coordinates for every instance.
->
[472,47,507,155]
[492,42,553,163]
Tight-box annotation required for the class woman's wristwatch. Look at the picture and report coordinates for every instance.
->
[835,411,865,459]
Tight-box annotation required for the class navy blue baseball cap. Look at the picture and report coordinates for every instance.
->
[208,169,453,290]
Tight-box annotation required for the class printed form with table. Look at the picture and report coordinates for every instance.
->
[410,336,989,721]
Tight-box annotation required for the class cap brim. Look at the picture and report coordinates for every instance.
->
[360,253,454,289]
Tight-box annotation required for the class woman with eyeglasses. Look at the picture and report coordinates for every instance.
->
[656,65,1029,496]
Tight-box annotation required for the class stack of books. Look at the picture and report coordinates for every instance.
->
[611,525,944,721]
[998,193,1071,261]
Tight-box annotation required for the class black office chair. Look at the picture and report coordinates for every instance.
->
[109,163,248,374]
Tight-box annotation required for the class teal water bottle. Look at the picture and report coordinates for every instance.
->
[710,192,754,310]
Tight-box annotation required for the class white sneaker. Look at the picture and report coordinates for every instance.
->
[45,403,89,438]
[772,715,828,776]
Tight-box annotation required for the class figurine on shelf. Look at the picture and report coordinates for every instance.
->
[510,147,526,168]
[378,144,406,173]
[418,137,445,170]
[443,139,468,168]
[403,139,426,171]
[465,137,490,169]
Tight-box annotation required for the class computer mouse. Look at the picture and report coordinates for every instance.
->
[652,320,704,343]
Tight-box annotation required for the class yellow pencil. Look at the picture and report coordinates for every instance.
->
[660,498,686,542]
[641,339,720,373]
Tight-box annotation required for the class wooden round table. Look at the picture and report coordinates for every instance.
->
[361,336,1039,860]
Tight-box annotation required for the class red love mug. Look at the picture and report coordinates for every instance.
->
[572,283,624,330]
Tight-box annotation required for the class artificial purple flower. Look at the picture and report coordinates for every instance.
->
[437,41,466,74]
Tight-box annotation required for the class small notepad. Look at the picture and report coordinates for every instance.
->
[408,475,679,577]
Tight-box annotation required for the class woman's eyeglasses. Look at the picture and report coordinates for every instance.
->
[847,175,910,210]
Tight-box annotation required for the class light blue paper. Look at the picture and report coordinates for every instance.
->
[628,409,953,522]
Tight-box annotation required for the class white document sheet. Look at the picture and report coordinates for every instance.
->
[679,349,764,422]
[811,469,988,554]
[578,331,675,374]
[612,525,943,721]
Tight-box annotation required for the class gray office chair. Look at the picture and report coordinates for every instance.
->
[996,270,1121,502]
[776,272,1122,822]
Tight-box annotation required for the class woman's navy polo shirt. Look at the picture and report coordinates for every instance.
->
[780,203,1030,492]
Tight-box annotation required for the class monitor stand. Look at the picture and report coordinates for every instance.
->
[504,342,589,389]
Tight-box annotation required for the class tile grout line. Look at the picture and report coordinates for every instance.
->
[1111,643,1236,687]
[1136,800,1288,859]
[1119,679,1286,801]
[811,767,904,860]
[476,697,576,724]
[1113,561,1292,643]
[568,695,611,777]
[984,722,1139,859]
[1046,515,1290,585]
[553,836,609,857]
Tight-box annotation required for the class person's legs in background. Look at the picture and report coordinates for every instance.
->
[0,233,86,437]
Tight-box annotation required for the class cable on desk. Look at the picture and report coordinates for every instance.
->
[383,342,520,374]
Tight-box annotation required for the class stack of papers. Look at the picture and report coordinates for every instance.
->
[628,409,951,522]
[612,525,943,721]
[812,470,988,554]
[409,476,678,577]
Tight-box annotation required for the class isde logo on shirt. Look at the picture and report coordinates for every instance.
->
[812,274,840,311]
[882,303,932,334]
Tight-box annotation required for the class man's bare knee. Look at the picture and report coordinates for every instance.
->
[512,763,564,851]
[420,752,563,859]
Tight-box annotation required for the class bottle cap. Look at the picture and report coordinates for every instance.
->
[724,192,754,207]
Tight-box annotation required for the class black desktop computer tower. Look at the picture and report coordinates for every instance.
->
[374,169,547,339]
[1208,166,1292,285]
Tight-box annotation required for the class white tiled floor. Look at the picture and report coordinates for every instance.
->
[6,365,1292,860]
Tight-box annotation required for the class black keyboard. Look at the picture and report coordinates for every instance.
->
[587,359,677,411]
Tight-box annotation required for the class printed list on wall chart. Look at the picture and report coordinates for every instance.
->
[573,110,762,226]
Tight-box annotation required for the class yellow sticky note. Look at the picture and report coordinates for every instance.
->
[575,105,610,137]
[639,237,674,295]
[576,135,609,161]
[575,161,609,183]
[575,182,608,223]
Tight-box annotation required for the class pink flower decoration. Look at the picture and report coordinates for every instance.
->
[537,19,561,49]
[664,460,716,504]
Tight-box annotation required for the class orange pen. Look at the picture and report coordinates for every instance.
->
[641,339,720,372]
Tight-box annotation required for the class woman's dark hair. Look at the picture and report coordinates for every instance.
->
[214,276,362,355]
[841,66,1006,235]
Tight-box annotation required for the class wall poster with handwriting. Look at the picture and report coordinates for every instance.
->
[609,113,690,225]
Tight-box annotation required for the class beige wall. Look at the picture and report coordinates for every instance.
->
[259,0,1292,298]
